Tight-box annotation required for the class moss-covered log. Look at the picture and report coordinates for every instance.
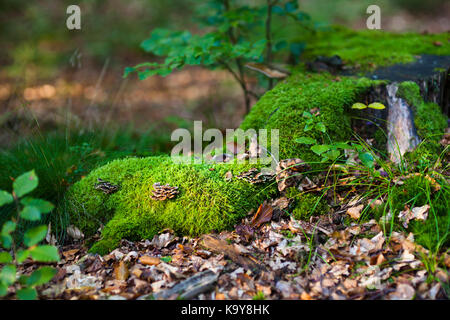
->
[65,156,276,254]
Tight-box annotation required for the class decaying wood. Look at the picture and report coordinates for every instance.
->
[386,83,421,162]
[139,270,218,300]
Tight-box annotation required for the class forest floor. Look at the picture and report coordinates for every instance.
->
[18,207,449,300]
[11,167,449,301]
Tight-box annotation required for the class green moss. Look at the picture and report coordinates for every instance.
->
[290,192,329,220]
[396,82,447,163]
[397,81,422,107]
[65,156,277,254]
[298,26,450,71]
[414,102,447,143]
[241,71,378,162]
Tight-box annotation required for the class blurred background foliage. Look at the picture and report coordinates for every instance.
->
[1,0,448,81]
[0,0,449,237]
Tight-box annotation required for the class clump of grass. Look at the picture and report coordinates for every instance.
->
[0,125,173,240]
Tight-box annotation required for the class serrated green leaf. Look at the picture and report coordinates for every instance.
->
[295,137,317,145]
[26,267,57,287]
[0,265,16,286]
[17,287,37,300]
[13,170,38,198]
[311,144,331,155]
[30,245,59,263]
[351,102,367,110]
[20,198,54,214]
[19,206,41,221]
[23,225,48,247]
[0,252,12,263]
[0,191,13,206]
[368,102,386,110]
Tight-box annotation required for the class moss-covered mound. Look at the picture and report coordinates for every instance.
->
[240,71,378,161]
[298,25,450,71]
[66,156,276,254]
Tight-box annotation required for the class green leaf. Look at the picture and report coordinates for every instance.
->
[0,235,12,249]
[0,252,13,263]
[1,221,16,235]
[30,245,59,262]
[360,152,375,168]
[368,102,386,110]
[295,137,317,145]
[19,206,41,221]
[351,102,367,110]
[23,225,48,247]
[160,256,172,263]
[17,287,37,300]
[302,111,313,118]
[323,149,341,161]
[13,170,38,198]
[316,122,326,133]
[311,144,331,155]
[333,142,352,150]
[0,191,13,206]
[1,221,16,249]
[304,123,313,132]
[26,267,57,287]
[0,282,7,297]
[20,198,54,214]
[16,250,30,263]
[0,265,16,286]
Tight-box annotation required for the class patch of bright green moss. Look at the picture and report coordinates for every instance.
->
[397,82,447,163]
[66,156,277,254]
[241,71,378,162]
[298,26,450,71]
[397,81,423,107]
[288,190,329,220]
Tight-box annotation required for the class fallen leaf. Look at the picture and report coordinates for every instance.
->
[398,204,430,228]
[139,256,161,266]
[347,205,364,219]
[389,283,415,300]
[250,202,273,228]
[235,224,254,242]
[114,260,129,281]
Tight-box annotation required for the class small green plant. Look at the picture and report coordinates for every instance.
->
[351,102,386,110]
[125,0,312,113]
[0,170,60,300]
[295,112,375,166]
[252,290,266,300]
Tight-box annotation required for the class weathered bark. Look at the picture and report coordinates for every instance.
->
[386,83,420,163]
[139,270,218,300]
